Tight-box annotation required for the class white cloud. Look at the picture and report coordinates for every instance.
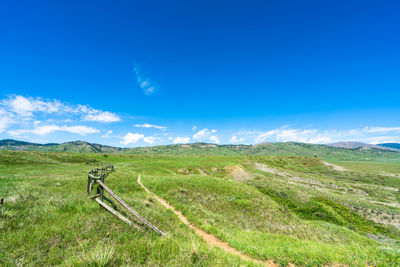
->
[0,108,14,133]
[209,135,220,144]
[0,95,120,136]
[173,137,190,144]
[8,125,99,136]
[192,125,197,132]
[254,128,332,144]
[101,130,113,138]
[121,133,144,145]
[140,81,149,88]
[192,128,220,143]
[7,129,28,137]
[230,135,245,143]
[1,95,120,123]
[0,117,14,133]
[134,66,157,95]
[2,95,63,117]
[367,136,400,144]
[193,128,217,140]
[134,123,166,130]
[83,111,120,122]
[144,86,155,95]
[362,126,400,133]
[251,126,400,144]
[75,104,120,122]
[143,136,160,144]
[35,125,99,135]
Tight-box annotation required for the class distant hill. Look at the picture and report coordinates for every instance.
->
[0,139,122,153]
[0,139,47,147]
[1,139,399,161]
[377,143,400,150]
[126,141,400,161]
[327,141,398,151]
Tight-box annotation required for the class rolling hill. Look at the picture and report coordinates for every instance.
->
[0,139,122,153]
[1,139,400,161]
[327,141,399,151]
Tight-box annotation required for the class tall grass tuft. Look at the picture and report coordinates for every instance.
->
[85,243,116,267]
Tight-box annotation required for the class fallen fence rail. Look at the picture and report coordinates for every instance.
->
[96,179,165,236]
[95,198,143,232]
[87,165,165,236]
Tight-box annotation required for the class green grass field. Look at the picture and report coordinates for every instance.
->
[1,151,400,266]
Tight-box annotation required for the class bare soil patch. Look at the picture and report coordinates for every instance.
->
[224,165,253,181]
[321,161,348,172]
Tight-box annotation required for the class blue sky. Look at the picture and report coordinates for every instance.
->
[0,0,399,146]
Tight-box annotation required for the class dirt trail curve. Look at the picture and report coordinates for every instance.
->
[137,175,277,267]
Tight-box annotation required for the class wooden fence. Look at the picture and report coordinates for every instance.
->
[87,166,165,236]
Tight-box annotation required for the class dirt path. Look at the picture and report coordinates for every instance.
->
[137,175,277,267]
[321,161,348,172]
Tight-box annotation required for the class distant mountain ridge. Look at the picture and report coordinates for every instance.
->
[0,139,122,153]
[377,143,400,150]
[1,139,400,161]
[327,141,399,151]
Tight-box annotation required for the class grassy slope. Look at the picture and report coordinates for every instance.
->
[0,152,253,266]
[1,151,400,266]
[141,156,400,266]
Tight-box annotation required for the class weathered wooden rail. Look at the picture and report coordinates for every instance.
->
[87,166,165,236]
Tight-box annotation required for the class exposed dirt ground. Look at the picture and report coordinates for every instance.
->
[321,161,348,172]
[224,165,253,181]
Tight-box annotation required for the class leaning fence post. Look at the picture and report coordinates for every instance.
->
[87,176,91,194]
[100,173,105,201]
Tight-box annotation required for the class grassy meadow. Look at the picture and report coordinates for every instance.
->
[1,151,400,266]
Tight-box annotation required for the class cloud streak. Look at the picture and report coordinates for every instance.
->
[173,137,190,144]
[8,125,99,136]
[134,65,157,95]
[134,123,166,130]
[228,126,400,145]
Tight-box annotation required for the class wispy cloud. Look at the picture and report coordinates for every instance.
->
[75,104,120,122]
[0,108,14,133]
[134,123,166,130]
[101,130,113,138]
[361,126,400,133]
[193,128,217,139]
[230,135,245,143]
[249,126,400,145]
[254,128,326,143]
[134,65,157,95]
[193,128,219,143]
[8,125,99,137]
[143,136,160,144]
[173,137,190,144]
[82,111,120,122]
[209,135,220,144]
